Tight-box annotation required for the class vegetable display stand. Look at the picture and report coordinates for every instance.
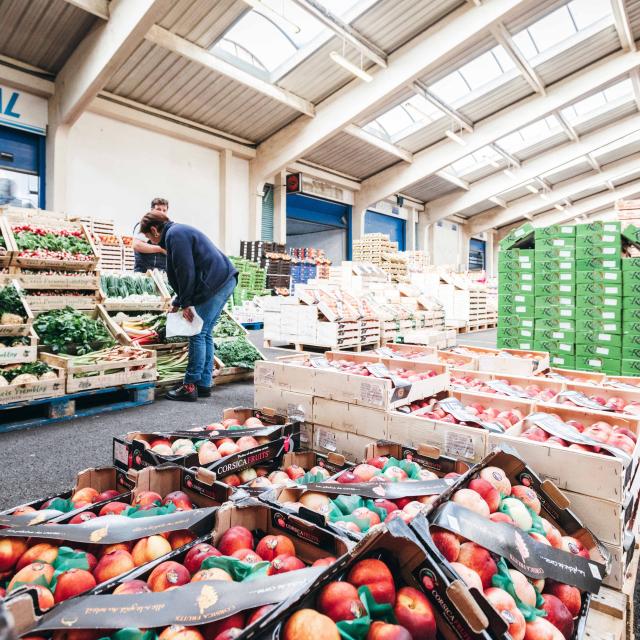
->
[4,212,99,271]
[0,217,13,268]
[9,268,101,291]
[99,271,169,311]
[122,235,135,270]
[0,381,155,434]
[40,346,157,393]
[94,233,124,271]
[0,364,65,405]
[0,281,33,336]
[0,329,37,365]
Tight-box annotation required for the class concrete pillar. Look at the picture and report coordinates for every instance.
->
[45,100,70,212]
[486,230,496,277]
[458,226,469,271]
[426,222,436,265]
[218,149,232,250]
[406,209,417,251]
[273,170,287,244]
[352,208,366,242]
[248,160,265,241]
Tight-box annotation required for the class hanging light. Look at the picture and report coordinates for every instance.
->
[526,184,539,194]
[554,203,564,211]
[503,168,517,179]
[488,158,501,169]
[330,51,373,82]
[539,192,549,201]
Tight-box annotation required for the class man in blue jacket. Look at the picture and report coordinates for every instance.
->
[140,211,238,401]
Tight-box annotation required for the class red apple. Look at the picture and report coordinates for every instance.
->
[430,528,461,562]
[184,543,221,575]
[544,580,582,617]
[467,478,500,512]
[218,526,254,556]
[457,543,497,589]
[485,587,526,640]
[393,586,437,640]
[452,489,490,518]
[366,622,412,640]
[255,535,295,561]
[267,554,305,575]
[318,581,366,622]
[541,594,574,639]
[347,558,396,605]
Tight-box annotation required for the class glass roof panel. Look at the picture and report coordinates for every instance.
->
[497,115,561,152]
[449,146,503,176]
[215,0,372,73]
[560,78,634,124]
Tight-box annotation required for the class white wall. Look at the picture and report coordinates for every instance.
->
[432,220,462,267]
[65,112,249,248]
[229,156,250,256]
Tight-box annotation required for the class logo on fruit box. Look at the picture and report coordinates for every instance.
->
[197,585,219,614]
[518,473,533,488]
[514,532,530,562]
[61,617,79,627]
[419,567,438,591]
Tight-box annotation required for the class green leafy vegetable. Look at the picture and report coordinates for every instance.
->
[215,337,262,370]
[35,307,116,355]
[2,361,52,382]
[0,284,26,318]
[213,312,245,338]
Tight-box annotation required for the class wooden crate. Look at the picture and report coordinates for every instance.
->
[5,212,99,271]
[0,280,34,337]
[95,234,124,272]
[99,271,168,311]
[0,218,13,268]
[10,269,100,291]
[0,329,37,365]
[25,293,99,311]
[0,365,65,405]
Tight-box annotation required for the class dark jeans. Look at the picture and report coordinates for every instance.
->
[184,277,236,386]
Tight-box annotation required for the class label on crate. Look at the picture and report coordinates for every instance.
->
[598,333,612,341]
[34,567,325,632]
[560,274,572,281]
[0,509,65,527]
[559,297,572,306]
[113,440,129,467]
[360,381,385,407]
[0,507,217,544]
[431,502,605,592]
[366,363,411,402]
[271,510,339,553]
[588,358,603,367]
[310,357,332,369]
[603,247,616,254]
[556,390,614,412]
[558,343,572,352]
[526,413,631,462]
[376,347,396,358]
[304,478,453,499]
[560,309,572,317]
[552,332,564,339]
[436,398,505,433]
[604,272,618,280]
[486,380,529,399]
[443,431,477,459]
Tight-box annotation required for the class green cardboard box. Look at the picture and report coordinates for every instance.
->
[498,336,533,350]
[500,271,535,284]
[623,308,640,322]
[622,346,640,360]
[576,233,622,248]
[499,293,535,306]
[550,354,575,369]
[499,249,535,262]
[576,245,620,260]
[576,270,622,284]
[536,260,575,273]
[622,258,640,271]
[534,224,575,238]
[536,236,576,249]
[576,318,621,334]
[622,224,640,247]
[576,258,621,271]
[580,282,622,296]
[535,328,576,343]
[498,316,535,329]
[623,296,640,309]
[576,332,622,348]
[533,340,559,354]
[534,340,575,356]
[499,304,535,319]
[576,221,621,236]
[535,271,576,284]
[576,343,622,359]
[535,318,576,331]
[582,307,621,321]
[575,355,621,375]
[499,281,535,294]
[535,295,575,308]
[576,295,622,309]
[499,326,535,340]
[498,260,535,273]
[623,281,640,297]
[533,282,575,296]
[623,320,640,333]
[623,333,640,347]
[499,223,534,251]
[535,306,576,320]
[621,359,640,376]
[534,248,575,262]
[622,270,640,283]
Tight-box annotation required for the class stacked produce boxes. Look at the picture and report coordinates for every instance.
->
[497,231,535,350]
[574,222,623,376]
[622,253,640,375]
[533,224,576,369]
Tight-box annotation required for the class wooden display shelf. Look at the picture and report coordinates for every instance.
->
[0,280,33,337]
[0,365,65,405]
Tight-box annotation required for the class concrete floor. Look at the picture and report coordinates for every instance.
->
[1,327,636,636]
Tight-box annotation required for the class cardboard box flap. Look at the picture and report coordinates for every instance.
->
[446,581,489,634]
[541,479,570,510]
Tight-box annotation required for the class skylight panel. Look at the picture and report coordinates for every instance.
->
[430,72,470,105]
[560,79,634,124]
[450,147,503,176]
[526,6,576,54]
[497,116,561,152]
[568,0,611,30]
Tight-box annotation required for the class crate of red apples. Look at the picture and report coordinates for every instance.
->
[7,502,350,640]
[487,404,639,502]
[447,346,550,376]
[451,370,562,403]
[542,383,640,416]
[260,442,468,541]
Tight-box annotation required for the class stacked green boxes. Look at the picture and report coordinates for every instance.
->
[497,234,535,349]
[229,256,268,306]
[573,222,622,375]
[533,225,576,369]
[622,256,640,375]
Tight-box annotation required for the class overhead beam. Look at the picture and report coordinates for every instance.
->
[489,196,507,207]
[491,23,545,94]
[0,60,54,97]
[343,124,413,162]
[491,143,521,167]
[252,0,527,182]
[287,161,362,190]
[555,111,579,142]
[356,50,640,215]
[631,70,640,109]
[436,171,470,190]
[610,0,636,51]
[54,0,165,125]
[468,153,640,233]
[61,0,109,20]
[424,114,640,222]
[586,153,601,172]
[146,26,315,118]
[288,0,387,68]
[412,81,474,132]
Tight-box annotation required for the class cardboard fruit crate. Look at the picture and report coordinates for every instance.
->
[576,355,621,375]
[488,405,640,502]
[0,328,37,365]
[576,269,622,284]
[466,346,549,376]
[5,213,99,272]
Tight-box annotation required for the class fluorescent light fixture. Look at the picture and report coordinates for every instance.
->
[244,0,301,34]
[554,203,564,211]
[488,158,501,169]
[526,184,539,194]
[445,129,466,146]
[539,192,549,201]
[330,51,373,82]
[503,168,516,179]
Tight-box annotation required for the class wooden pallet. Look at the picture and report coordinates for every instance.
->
[0,382,155,433]
[457,322,498,333]
[263,340,380,353]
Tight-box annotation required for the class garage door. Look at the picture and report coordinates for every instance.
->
[0,125,45,208]
[286,193,351,262]
[365,210,406,250]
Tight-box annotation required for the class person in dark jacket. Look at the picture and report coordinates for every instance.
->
[133,198,168,272]
[139,211,238,401]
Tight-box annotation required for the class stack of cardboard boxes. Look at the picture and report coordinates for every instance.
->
[533,224,577,369]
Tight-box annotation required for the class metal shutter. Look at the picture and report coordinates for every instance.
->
[261,184,274,241]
